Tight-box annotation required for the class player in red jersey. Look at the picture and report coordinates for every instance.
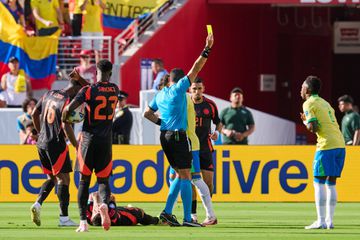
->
[62,59,120,232]
[189,77,222,225]
[30,69,89,227]
[86,192,159,227]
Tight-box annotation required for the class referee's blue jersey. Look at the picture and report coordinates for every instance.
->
[148,76,190,131]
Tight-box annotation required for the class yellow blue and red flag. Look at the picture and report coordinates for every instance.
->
[0,3,60,90]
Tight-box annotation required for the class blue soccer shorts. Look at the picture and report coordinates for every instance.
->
[313,148,345,177]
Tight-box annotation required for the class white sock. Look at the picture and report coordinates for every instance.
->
[34,202,41,208]
[313,181,326,224]
[80,220,87,225]
[326,184,337,226]
[192,178,215,218]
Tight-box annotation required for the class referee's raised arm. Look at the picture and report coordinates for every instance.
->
[187,33,214,83]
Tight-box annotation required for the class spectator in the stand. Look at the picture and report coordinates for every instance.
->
[112,91,133,144]
[337,95,360,145]
[69,0,83,36]
[151,59,168,90]
[1,56,32,108]
[23,121,38,144]
[17,97,37,143]
[75,49,97,84]
[0,92,8,108]
[31,0,64,36]
[5,0,25,27]
[220,87,255,145]
[81,0,106,63]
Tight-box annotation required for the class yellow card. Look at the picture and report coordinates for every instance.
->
[206,25,213,35]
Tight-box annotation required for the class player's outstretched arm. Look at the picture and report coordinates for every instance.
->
[187,34,214,83]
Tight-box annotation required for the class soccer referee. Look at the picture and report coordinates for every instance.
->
[144,32,214,227]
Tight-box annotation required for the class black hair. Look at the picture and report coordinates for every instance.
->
[338,94,354,104]
[97,59,113,73]
[22,98,38,113]
[231,87,243,94]
[194,77,203,84]
[152,58,164,67]
[170,68,185,83]
[69,79,83,88]
[92,214,102,226]
[305,76,321,95]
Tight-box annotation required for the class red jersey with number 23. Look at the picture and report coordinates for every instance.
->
[74,82,120,138]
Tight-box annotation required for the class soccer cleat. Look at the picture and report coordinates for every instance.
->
[75,222,89,232]
[305,221,327,229]
[202,216,218,226]
[59,217,79,227]
[30,203,41,226]
[99,203,111,231]
[159,211,181,226]
[183,219,204,227]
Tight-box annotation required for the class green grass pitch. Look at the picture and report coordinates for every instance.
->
[1,202,360,240]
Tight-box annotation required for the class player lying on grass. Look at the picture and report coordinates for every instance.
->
[87,192,160,226]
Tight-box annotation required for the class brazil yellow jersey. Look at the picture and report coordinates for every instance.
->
[81,0,105,32]
[186,94,200,151]
[303,95,345,150]
[31,0,59,30]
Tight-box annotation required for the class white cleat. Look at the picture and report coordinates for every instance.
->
[59,217,79,227]
[305,221,327,230]
[202,216,218,226]
[75,222,89,232]
[30,203,41,226]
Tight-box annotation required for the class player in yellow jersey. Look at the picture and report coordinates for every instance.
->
[300,76,345,230]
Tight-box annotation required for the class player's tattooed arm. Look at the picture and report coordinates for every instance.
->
[143,106,161,125]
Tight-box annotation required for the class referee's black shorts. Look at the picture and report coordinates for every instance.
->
[160,130,192,169]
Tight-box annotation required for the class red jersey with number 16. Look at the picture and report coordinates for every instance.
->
[36,90,70,150]
[74,82,120,138]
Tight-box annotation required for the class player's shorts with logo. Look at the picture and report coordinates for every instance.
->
[313,148,345,177]
[37,144,72,175]
[77,132,112,178]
